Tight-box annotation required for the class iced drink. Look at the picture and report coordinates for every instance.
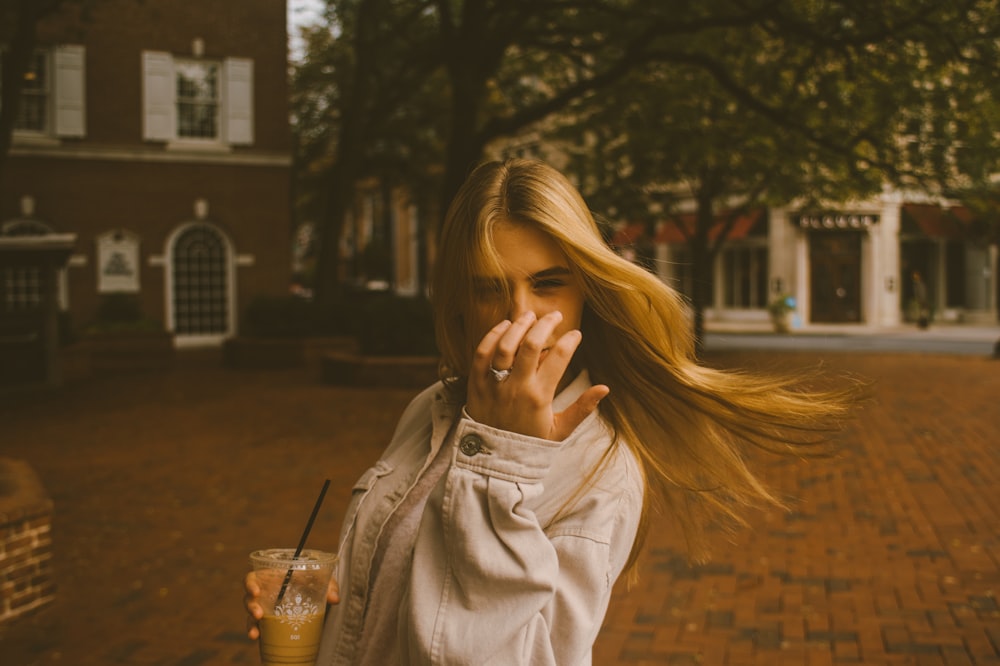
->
[250,548,337,666]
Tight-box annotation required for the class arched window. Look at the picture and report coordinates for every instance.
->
[170,224,230,337]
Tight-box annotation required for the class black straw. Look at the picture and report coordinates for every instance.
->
[275,479,331,605]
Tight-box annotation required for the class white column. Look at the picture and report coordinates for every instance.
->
[877,195,902,328]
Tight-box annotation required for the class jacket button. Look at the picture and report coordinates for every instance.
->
[459,434,483,456]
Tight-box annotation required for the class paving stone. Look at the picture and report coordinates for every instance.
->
[0,349,997,665]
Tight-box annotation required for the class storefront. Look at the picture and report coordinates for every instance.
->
[639,194,997,330]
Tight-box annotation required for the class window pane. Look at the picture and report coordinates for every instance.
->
[176,62,219,139]
[4,268,43,310]
[754,247,769,308]
[722,245,769,308]
[15,51,48,132]
[945,241,966,308]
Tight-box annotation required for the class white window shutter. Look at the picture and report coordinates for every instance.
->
[142,50,174,141]
[54,45,86,137]
[224,57,253,145]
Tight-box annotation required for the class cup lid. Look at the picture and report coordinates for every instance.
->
[250,548,338,570]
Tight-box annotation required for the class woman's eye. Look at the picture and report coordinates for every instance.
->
[474,280,505,298]
[533,279,565,290]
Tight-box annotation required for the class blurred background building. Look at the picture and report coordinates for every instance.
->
[1,0,293,356]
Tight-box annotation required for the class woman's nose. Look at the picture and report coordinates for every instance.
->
[507,290,535,321]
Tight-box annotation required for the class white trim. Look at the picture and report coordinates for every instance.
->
[11,134,61,148]
[235,254,255,266]
[0,233,77,251]
[68,254,88,267]
[10,143,290,166]
[174,333,228,349]
[164,140,233,154]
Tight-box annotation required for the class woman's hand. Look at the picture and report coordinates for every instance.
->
[465,310,609,441]
[244,571,340,640]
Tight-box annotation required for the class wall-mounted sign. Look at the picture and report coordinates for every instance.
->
[797,214,879,231]
[97,230,140,293]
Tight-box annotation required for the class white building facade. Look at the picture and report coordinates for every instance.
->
[651,192,998,331]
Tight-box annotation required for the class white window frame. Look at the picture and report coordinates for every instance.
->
[142,51,254,147]
[5,44,86,139]
[174,58,221,142]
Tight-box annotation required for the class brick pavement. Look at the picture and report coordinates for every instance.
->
[1,350,998,665]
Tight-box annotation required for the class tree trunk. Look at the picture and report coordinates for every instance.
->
[439,58,489,215]
[689,233,711,357]
[687,191,717,357]
[310,0,382,315]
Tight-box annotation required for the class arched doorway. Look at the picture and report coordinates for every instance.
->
[168,223,233,345]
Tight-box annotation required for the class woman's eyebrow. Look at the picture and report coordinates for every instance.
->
[530,266,572,280]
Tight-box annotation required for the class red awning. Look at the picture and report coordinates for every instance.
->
[655,208,764,244]
[901,203,973,239]
[611,222,647,246]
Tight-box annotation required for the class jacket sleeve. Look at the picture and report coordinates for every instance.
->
[401,415,642,665]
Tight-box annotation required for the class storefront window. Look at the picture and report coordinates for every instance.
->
[723,245,768,308]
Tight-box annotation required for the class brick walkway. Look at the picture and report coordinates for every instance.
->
[1,350,998,665]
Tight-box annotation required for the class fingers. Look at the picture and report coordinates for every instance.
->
[327,575,340,605]
[508,311,562,378]
[552,384,610,441]
[244,571,262,640]
[494,311,541,370]
[473,311,582,394]
[473,313,530,378]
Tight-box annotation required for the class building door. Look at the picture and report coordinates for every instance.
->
[0,268,46,385]
[809,232,862,323]
[171,224,230,340]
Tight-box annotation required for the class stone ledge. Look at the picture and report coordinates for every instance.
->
[321,352,440,388]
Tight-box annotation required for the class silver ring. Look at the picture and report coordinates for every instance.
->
[489,365,512,383]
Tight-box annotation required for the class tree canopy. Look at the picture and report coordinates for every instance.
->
[291,0,1000,329]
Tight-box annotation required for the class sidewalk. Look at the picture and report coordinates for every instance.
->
[1,349,998,665]
[705,321,999,357]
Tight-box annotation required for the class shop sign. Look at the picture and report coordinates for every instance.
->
[797,213,879,230]
[97,230,140,293]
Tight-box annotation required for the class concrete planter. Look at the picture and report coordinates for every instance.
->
[222,336,358,370]
[321,351,439,388]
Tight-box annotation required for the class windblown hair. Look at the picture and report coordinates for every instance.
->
[431,158,861,564]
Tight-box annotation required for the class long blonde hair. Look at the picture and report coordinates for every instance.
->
[431,158,860,564]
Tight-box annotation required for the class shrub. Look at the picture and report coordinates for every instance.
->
[96,293,143,323]
[85,294,164,334]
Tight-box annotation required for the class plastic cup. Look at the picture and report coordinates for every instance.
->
[250,548,338,666]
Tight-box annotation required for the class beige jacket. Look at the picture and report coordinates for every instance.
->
[316,371,644,665]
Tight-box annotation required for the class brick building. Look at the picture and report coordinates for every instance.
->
[1,0,293,352]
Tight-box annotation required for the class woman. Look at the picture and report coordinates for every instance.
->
[245,158,857,664]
